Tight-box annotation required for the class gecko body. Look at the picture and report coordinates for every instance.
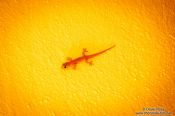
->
[62,45,115,69]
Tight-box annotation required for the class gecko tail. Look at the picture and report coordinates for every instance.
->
[97,44,116,55]
[105,44,116,51]
[110,45,116,49]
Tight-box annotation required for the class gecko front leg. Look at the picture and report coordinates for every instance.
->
[66,57,72,61]
[72,63,77,69]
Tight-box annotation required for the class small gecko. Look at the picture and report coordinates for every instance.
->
[62,45,115,69]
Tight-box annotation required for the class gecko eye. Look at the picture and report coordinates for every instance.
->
[62,64,67,69]
[63,64,67,68]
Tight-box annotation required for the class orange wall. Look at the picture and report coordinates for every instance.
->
[0,0,175,116]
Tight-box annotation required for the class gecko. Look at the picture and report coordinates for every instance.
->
[62,45,116,69]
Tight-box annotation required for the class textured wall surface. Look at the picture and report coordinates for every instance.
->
[0,0,175,116]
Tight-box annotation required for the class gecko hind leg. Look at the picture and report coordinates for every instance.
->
[82,48,88,56]
[85,59,93,65]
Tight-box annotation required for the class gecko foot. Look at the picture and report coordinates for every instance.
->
[86,60,93,65]
[82,48,88,56]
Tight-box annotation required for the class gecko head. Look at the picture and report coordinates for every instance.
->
[62,62,69,69]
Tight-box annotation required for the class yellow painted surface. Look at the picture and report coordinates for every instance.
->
[0,0,175,116]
